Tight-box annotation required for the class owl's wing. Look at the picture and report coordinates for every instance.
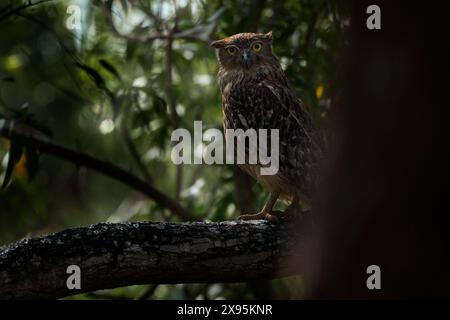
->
[224,79,322,194]
[256,81,324,190]
[258,81,316,144]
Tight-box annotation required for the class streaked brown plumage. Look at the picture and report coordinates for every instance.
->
[211,32,322,221]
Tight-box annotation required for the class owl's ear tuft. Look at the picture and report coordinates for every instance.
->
[210,39,226,48]
[263,31,273,42]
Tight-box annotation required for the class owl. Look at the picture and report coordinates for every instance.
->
[211,32,322,222]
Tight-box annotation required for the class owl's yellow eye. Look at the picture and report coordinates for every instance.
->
[226,46,237,55]
[251,42,262,52]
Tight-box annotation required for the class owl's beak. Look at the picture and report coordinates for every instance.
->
[241,51,250,68]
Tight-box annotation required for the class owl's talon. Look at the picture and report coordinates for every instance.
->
[237,211,279,223]
[263,213,279,223]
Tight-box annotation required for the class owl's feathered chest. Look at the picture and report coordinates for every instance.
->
[218,68,265,97]
[218,67,291,131]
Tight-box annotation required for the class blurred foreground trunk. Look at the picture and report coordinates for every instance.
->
[300,0,450,298]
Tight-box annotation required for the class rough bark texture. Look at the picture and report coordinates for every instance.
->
[0,220,303,300]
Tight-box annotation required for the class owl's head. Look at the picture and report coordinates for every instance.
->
[210,32,275,69]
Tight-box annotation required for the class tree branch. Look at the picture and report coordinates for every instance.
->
[0,220,302,299]
[102,0,214,44]
[0,119,197,221]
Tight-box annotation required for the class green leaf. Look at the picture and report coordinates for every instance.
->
[74,62,105,90]
[2,139,23,189]
[99,59,121,81]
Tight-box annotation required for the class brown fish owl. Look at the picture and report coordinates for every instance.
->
[211,32,322,221]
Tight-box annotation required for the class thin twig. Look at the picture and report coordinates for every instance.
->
[118,93,154,184]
